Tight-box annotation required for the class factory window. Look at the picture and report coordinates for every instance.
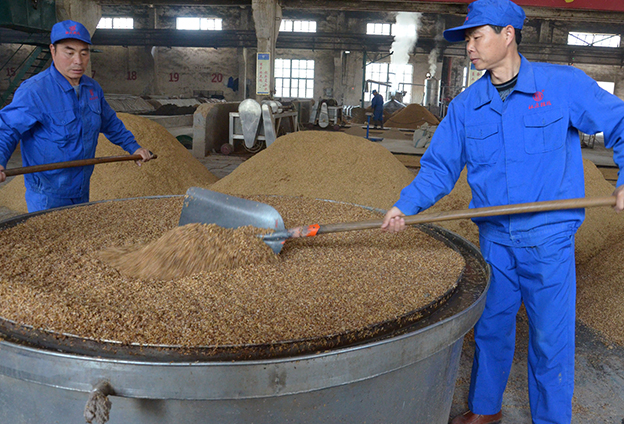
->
[367,23,391,35]
[365,62,413,103]
[274,59,314,99]
[365,62,389,102]
[96,17,134,29]
[279,19,317,33]
[176,17,223,30]
[568,32,620,47]
[391,64,414,103]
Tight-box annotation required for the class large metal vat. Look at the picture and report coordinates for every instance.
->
[0,199,489,424]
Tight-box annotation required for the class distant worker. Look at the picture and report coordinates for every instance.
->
[0,20,152,212]
[371,89,384,129]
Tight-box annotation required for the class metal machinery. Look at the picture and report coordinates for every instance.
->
[228,98,298,154]
[423,74,441,113]
[0,0,56,106]
[311,98,342,129]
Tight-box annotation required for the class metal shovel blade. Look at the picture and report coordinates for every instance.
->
[178,187,286,254]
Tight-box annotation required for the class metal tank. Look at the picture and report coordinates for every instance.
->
[423,76,440,109]
[0,199,489,424]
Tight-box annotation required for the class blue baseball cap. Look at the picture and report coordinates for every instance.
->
[443,0,526,42]
[50,20,92,45]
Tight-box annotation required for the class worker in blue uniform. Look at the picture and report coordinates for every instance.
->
[381,0,624,423]
[371,89,384,129]
[0,20,152,212]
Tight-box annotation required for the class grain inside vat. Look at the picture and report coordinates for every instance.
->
[0,196,464,356]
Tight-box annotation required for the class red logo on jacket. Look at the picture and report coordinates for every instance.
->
[529,90,551,109]
[533,91,544,102]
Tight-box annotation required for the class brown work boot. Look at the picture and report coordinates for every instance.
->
[450,410,502,424]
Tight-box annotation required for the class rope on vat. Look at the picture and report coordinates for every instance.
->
[84,380,114,424]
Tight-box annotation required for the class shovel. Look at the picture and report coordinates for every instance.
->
[2,153,157,177]
[179,187,617,255]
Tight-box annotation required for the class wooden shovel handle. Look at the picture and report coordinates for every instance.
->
[263,196,617,242]
[3,154,157,177]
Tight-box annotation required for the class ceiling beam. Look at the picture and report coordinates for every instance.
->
[87,29,394,52]
[280,1,624,22]
[95,0,624,23]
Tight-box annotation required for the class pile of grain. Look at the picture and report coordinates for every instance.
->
[574,161,624,346]
[0,196,464,347]
[384,104,440,129]
[0,113,218,212]
[211,131,416,211]
[576,243,624,345]
[100,223,276,280]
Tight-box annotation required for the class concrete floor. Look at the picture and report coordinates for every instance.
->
[1,139,623,423]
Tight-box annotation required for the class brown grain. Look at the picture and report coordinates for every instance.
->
[0,196,464,347]
[99,223,276,280]
[210,131,416,211]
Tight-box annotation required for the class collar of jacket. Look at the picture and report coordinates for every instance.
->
[49,62,95,92]
[472,54,537,110]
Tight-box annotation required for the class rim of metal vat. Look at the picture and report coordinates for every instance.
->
[0,196,486,363]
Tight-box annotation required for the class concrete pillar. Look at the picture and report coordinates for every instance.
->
[146,7,159,95]
[252,0,282,99]
[539,20,552,44]
[333,54,342,102]
[56,0,101,34]
[56,0,101,78]
[614,67,624,100]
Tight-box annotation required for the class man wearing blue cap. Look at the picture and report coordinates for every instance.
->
[381,0,624,423]
[0,20,153,212]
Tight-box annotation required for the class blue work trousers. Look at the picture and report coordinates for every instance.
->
[468,234,576,424]
[25,189,89,213]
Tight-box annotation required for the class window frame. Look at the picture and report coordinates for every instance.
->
[279,19,317,33]
[96,17,134,29]
[175,17,223,31]
[274,58,315,99]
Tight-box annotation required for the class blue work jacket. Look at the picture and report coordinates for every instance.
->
[371,94,384,121]
[395,55,624,247]
[0,64,141,198]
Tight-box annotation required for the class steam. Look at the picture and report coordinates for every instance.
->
[427,17,445,78]
[391,12,422,66]
[428,48,439,76]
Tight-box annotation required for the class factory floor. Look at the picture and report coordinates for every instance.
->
[1,139,623,423]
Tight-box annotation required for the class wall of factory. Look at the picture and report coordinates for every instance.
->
[88,5,247,100]
[0,44,36,93]
[3,4,623,108]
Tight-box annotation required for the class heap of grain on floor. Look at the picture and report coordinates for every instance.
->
[384,104,440,129]
[100,223,276,280]
[0,113,218,212]
[574,160,624,346]
[0,196,464,347]
[211,131,416,211]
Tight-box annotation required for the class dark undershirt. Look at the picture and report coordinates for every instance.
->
[493,73,518,102]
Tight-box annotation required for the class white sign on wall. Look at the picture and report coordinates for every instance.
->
[256,52,271,95]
